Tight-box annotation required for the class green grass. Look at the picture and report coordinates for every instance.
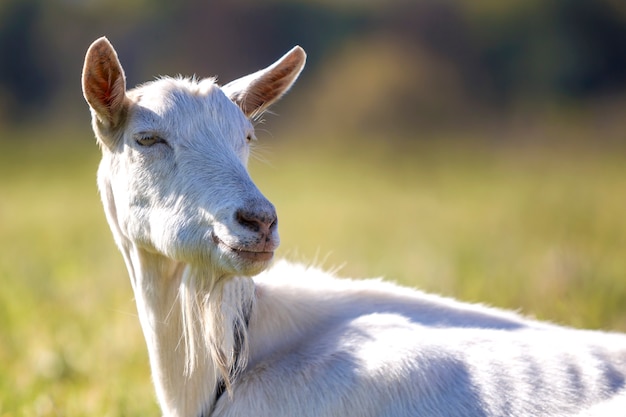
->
[0,129,157,416]
[1,126,625,415]
[257,135,626,329]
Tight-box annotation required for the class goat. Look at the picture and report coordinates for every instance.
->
[82,37,626,417]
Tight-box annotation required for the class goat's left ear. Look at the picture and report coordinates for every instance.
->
[82,37,128,132]
[223,46,306,118]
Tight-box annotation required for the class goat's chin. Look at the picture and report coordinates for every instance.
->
[232,256,273,277]
[215,252,274,277]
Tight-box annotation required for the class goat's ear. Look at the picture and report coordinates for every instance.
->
[223,46,306,118]
[82,37,128,132]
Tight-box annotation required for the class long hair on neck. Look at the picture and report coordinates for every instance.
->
[179,266,256,393]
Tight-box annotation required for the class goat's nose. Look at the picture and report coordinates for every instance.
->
[235,206,277,236]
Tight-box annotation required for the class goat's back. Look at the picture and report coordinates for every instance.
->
[214,261,626,417]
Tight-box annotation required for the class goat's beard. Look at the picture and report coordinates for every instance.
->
[179,266,255,392]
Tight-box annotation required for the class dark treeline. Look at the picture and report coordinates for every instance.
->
[0,0,625,133]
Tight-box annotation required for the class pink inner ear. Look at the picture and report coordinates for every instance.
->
[247,57,304,115]
[84,63,123,120]
[90,71,116,109]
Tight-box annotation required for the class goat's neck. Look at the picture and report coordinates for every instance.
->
[121,243,255,417]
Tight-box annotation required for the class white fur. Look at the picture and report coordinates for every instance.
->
[82,37,626,417]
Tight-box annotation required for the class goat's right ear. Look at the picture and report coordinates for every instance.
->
[223,46,306,119]
[82,37,128,132]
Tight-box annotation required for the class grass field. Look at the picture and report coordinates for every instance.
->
[1,125,625,416]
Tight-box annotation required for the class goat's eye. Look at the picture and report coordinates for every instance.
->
[135,134,165,147]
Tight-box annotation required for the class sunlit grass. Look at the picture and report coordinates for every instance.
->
[1,126,625,415]
[254,133,626,331]
[0,130,157,416]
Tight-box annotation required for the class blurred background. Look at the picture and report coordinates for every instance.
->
[1,0,625,415]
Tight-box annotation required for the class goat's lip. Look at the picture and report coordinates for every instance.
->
[211,234,275,263]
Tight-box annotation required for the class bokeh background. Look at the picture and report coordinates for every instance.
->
[1,0,625,415]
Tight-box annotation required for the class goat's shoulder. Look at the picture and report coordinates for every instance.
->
[252,260,540,332]
[246,260,544,376]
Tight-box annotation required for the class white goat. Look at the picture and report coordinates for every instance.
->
[82,37,626,417]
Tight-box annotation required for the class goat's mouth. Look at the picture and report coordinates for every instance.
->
[211,234,275,264]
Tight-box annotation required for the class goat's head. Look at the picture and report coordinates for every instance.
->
[81,37,305,277]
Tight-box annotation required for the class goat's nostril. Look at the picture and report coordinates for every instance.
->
[235,209,277,234]
[236,210,260,233]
